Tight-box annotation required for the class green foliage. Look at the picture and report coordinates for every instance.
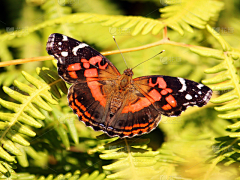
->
[160,0,224,35]
[0,0,240,179]
[0,170,105,180]
[0,71,57,163]
[98,138,159,180]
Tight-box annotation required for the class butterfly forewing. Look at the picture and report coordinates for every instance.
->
[46,33,120,84]
[133,75,212,117]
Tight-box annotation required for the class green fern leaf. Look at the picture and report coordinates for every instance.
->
[99,138,159,180]
[0,70,59,172]
[160,0,224,35]
[0,0,224,42]
[0,13,166,40]
[42,0,72,20]
[201,26,240,120]
[196,25,240,177]
[36,67,68,99]
[0,169,105,180]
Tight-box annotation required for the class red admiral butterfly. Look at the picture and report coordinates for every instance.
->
[46,33,212,138]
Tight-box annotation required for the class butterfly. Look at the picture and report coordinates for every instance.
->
[46,33,212,138]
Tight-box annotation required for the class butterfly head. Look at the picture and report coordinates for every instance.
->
[123,68,133,77]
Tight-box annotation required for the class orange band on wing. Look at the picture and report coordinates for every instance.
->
[75,99,87,112]
[89,56,102,65]
[122,89,161,113]
[148,89,162,101]
[127,121,155,136]
[81,59,88,63]
[149,77,167,89]
[125,126,132,130]
[136,122,148,128]
[166,88,173,93]
[166,95,177,107]
[124,122,149,132]
[87,81,106,107]
[158,78,167,89]
[84,68,98,77]
[69,71,78,79]
[122,97,151,113]
[69,94,95,125]
[83,62,90,68]
[80,59,90,68]
[162,104,172,110]
[70,101,89,123]
[122,131,132,136]
[67,63,81,71]
[161,89,168,95]
[89,56,108,70]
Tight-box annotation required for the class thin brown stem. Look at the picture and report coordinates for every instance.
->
[163,26,168,39]
[0,39,222,67]
[0,56,53,67]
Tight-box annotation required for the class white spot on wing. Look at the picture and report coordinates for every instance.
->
[58,42,62,45]
[198,91,202,95]
[197,84,204,89]
[72,43,88,56]
[62,35,68,41]
[185,94,192,100]
[178,77,187,92]
[61,51,68,57]
[203,90,212,102]
[48,36,54,48]
[58,47,62,50]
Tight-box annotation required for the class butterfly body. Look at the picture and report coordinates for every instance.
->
[46,33,212,138]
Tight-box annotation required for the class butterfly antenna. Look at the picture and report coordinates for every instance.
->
[132,50,165,70]
[113,36,128,69]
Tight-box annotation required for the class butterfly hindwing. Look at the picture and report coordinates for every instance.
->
[68,81,107,131]
[101,88,161,138]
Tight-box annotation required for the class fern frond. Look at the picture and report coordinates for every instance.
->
[36,67,67,99]
[0,161,15,176]
[0,0,224,43]
[98,138,159,180]
[0,70,58,172]
[35,68,79,147]
[156,138,238,180]
[42,0,72,20]
[0,170,105,179]
[199,25,240,120]
[0,71,25,87]
[42,0,73,36]
[189,25,240,178]
[0,13,166,41]
[51,106,79,147]
[205,136,240,180]
[160,0,224,35]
